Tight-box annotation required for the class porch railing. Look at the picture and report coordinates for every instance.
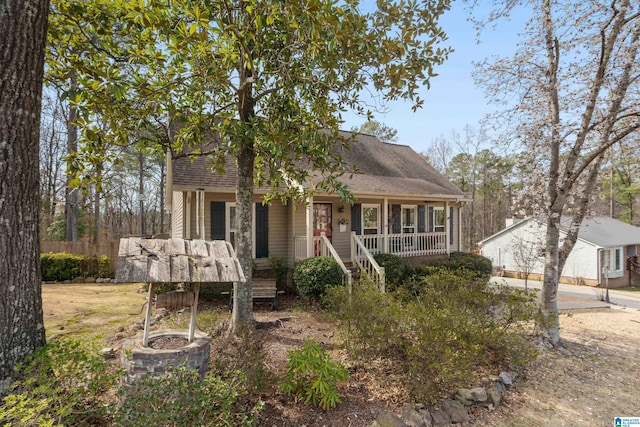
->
[351,232,386,292]
[318,233,352,293]
[360,232,447,257]
[294,236,308,261]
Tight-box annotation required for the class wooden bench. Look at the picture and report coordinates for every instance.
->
[222,279,284,311]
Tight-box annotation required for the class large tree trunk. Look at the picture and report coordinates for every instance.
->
[65,75,78,242]
[0,0,49,394]
[231,141,255,329]
[540,214,562,346]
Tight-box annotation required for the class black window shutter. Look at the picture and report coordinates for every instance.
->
[210,202,225,240]
[255,203,269,258]
[417,205,426,233]
[392,204,401,234]
[428,206,434,232]
[450,207,454,244]
[351,204,361,235]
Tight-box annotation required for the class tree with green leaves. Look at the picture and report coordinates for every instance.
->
[1,0,50,394]
[48,0,452,331]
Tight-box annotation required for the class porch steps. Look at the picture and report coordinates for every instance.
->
[343,262,362,282]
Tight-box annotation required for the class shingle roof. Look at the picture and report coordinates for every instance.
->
[171,130,464,198]
[560,216,640,247]
[480,216,640,247]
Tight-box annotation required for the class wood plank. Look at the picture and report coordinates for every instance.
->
[190,239,209,257]
[147,254,171,282]
[168,238,186,256]
[197,263,219,282]
[216,259,238,282]
[209,240,230,258]
[156,291,195,309]
[232,252,246,283]
[170,255,190,282]
[117,238,130,256]
[116,255,148,283]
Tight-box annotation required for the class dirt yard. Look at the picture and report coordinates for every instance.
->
[41,284,640,426]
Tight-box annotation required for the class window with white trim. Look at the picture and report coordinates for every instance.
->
[226,203,237,249]
[362,205,380,235]
[601,246,624,278]
[402,206,416,234]
[432,207,445,232]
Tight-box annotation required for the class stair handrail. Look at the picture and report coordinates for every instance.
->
[350,232,386,292]
[319,232,352,294]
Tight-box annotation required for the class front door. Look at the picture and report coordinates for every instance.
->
[313,203,332,255]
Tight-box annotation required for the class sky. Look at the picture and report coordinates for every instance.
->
[342,2,528,154]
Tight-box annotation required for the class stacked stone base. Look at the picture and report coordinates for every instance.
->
[121,330,210,384]
[371,371,518,426]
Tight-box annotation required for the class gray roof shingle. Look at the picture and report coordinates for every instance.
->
[560,216,640,247]
[171,130,464,198]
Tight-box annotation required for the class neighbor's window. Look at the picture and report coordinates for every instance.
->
[601,246,624,278]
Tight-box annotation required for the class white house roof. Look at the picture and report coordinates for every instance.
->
[479,216,640,248]
[561,216,640,248]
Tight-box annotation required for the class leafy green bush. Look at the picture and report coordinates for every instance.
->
[407,252,492,280]
[0,337,123,426]
[114,367,262,427]
[327,272,538,403]
[280,339,348,410]
[293,256,344,300]
[373,253,405,290]
[40,252,111,281]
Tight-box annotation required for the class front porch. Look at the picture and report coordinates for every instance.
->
[294,230,449,290]
[294,231,448,261]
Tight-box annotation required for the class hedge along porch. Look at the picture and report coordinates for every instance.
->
[167,130,468,280]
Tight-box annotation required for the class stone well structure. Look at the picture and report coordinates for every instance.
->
[116,238,245,382]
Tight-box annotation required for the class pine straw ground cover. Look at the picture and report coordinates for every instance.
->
[39,285,640,426]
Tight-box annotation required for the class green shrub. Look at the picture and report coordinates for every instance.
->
[269,255,289,290]
[280,339,348,411]
[0,337,123,426]
[114,367,262,427]
[404,252,493,284]
[40,252,111,281]
[327,272,538,403]
[293,256,344,301]
[373,253,405,290]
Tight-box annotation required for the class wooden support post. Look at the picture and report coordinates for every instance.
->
[143,282,155,347]
[188,282,200,343]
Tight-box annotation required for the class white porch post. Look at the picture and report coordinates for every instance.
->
[195,189,205,239]
[291,202,296,261]
[306,196,314,258]
[445,200,450,254]
[185,191,192,239]
[383,198,389,253]
[458,204,462,251]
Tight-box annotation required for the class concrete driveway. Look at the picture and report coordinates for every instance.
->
[491,276,640,311]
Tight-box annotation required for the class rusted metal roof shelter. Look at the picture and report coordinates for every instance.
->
[116,238,245,346]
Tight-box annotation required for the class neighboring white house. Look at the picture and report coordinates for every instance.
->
[479,216,640,288]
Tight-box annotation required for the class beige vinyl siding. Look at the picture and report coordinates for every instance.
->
[171,191,184,239]
[267,200,288,257]
[181,191,289,268]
